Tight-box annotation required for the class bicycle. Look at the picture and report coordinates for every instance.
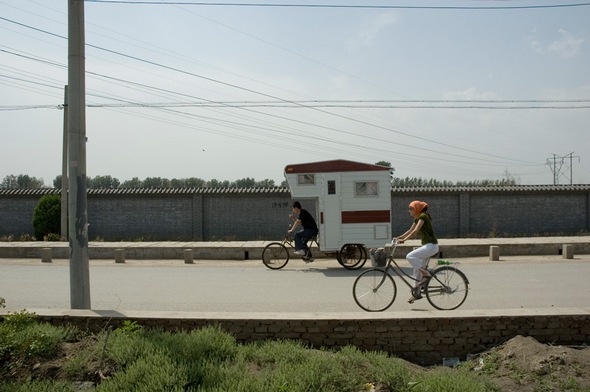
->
[262,230,366,270]
[352,239,469,311]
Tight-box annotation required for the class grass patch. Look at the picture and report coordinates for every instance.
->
[0,314,503,392]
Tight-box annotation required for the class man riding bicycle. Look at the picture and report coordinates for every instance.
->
[288,201,318,262]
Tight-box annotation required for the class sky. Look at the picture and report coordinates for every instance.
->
[1,0,589,187]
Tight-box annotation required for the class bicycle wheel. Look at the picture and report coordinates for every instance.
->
[353,269,397,312]
[337,243,367,270]
[262,242,289,270]
[425,266,469,310]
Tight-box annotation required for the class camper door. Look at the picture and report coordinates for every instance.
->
[321,173,342,250]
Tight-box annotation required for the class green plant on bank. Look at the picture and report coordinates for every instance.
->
[43,233,64,241]
[0,311,80,360]
[114,320,142,335]
[0,297,5,308]
[0,233,36,242]
[31,194,61,241]
[0,317,500,392]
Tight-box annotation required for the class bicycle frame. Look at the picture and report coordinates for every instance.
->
[374,240,456,293]
[372,241,420,291]
[281,232,320,252]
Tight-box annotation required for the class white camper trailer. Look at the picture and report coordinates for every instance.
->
[284,159,392,265]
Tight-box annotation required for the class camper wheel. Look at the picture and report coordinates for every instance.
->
[337,243,367,270]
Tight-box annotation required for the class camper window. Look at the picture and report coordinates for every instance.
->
[297,174,315,185]
[355,181,378,196]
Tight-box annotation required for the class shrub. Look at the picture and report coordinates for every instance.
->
[0,310,76,359]
[32,195,61,241]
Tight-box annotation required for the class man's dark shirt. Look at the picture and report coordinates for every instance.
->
[298,209,318,231]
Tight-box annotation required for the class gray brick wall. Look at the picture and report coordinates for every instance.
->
[89,196,194,240]
[1,187,588,240]
[0,196,38,237]
[201,195,298,241]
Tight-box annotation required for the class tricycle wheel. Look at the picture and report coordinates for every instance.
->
[337,243,366,270]
[262,242,289,270]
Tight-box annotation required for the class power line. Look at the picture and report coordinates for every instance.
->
[5,102,588,110]
[84,1,590,11]
[0,14,566,172]
[0,19,542,166]
[86,99,590,109]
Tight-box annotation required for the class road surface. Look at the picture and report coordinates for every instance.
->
[1,254,589,313]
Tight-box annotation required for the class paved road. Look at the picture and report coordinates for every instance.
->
[1,255,589,313]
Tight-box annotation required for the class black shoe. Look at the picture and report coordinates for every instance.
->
[302,255,315,263]
[411,286,423,299]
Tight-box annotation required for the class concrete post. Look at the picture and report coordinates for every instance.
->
[489,246,500,261]
[41,248,52,263]
[184,248,194,264]
[115,249,125,264]
[68,0,90,309]
[61,85,68,240]
[562,244,574,259]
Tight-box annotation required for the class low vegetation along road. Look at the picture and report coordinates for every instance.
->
[1,254,589,313]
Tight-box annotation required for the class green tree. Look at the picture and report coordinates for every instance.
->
[170,177,206,188]
[375,161,395,185]
[233,177,256,188]
[207,179,231,188]
[255,179,276,187]
[185,177,206,187]
[88,175,121,188]
[53,175,63,189]
[2,174,44,189]
[143,177,170,187]
[121,177,142,187]
[32,194,61,240]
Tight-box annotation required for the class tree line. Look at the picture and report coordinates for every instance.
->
[391,177,518,187]
[0,160,518,189]
[1,172,518,190]
[0,174,283,189]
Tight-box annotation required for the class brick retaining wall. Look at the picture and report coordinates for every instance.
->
[5,308,588,366]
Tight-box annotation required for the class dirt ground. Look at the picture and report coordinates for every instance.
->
[3,335,590,391]
[461,335,590,391]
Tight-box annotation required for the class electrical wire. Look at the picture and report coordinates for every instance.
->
[84,1,590,11]
[0,11,576,177]
[0,24,547,167]
[0,42,560,169]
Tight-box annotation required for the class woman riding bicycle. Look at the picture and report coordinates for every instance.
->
[396,200,439,303]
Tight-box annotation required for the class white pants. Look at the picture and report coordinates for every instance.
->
[406,243,439,286]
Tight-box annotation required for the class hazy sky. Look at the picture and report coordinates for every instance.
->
[1,0,589,186]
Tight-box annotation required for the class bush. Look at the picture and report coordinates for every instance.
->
[32,195,61,241]
[0,311,77,359]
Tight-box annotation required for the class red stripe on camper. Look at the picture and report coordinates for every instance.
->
[341,210,390,224]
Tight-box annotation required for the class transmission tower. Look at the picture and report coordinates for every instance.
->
[547,152,580,184]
